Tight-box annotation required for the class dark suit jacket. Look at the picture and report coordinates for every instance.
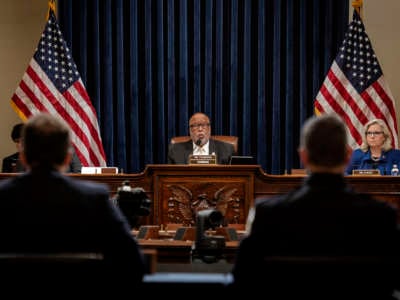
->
[1,150,81,173]
[167,138,234,164]
[0,169,146,286]
[2,152,24,173]
[231,173,400,298]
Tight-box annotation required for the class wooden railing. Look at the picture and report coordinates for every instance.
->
[2,164,400,225]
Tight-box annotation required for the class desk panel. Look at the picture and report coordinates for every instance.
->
[1,166,400,225]
[151,165,254,226]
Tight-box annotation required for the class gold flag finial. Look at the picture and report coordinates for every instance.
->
[352,0,363,19]
[46,0,56,20]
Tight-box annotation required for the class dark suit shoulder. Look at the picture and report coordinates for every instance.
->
[2,152,19,162]
[0,171,109,197]
[170,140,193,148]
[64,175,109,192]
[1,152,21,173]
[254,190,297,208]
[210,139,234,164]
[211,139,234,150]
[56,175,111,201]
[167,140,193,164]
[255,185,397,218]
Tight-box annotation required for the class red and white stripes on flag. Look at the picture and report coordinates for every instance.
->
[314,10,398,149]
[10,9,106,167]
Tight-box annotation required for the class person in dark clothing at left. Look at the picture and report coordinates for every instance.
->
[2,123,25,173]
[2,122,82,173]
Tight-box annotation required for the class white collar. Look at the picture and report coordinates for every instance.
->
[193,140,209,155]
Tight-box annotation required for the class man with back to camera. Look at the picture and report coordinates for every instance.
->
[230,114,400,299]
[0,112,146,292]
[167,112,234,164]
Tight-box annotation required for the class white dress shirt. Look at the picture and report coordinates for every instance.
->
[193,140,209,155]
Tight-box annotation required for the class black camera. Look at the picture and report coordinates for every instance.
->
[113,180,151,229]
[194,209,226,263]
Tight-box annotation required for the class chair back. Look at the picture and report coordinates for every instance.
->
[0,252,108,296]
[170,135,238,155]
[231,255,399,299]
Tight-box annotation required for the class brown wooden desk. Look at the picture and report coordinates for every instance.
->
[70,166,400,223]
[138,239,239,263]
[2,167,399,267]
[139,239,193,263]
[1,165,400,225]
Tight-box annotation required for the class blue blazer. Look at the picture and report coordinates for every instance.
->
[345,148,400,175]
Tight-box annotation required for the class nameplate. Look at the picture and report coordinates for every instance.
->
[188,154,217,165]
[352,169,380,175]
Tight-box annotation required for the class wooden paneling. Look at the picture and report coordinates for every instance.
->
[2,165,400,225]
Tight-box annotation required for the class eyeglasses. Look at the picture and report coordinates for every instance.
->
[366,131,384,137]
[189,123,210,130]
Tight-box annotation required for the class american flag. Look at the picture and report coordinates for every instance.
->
[314,10,398,149]
[10,9,106,167]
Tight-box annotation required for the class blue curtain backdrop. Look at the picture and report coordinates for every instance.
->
[58,0,349,174]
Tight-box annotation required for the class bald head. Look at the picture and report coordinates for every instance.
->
[189,112,211,146]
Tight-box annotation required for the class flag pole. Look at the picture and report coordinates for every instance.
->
[46,0,56,20]
[352,0,363,20]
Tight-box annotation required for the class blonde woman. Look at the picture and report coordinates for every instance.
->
[345,119,400,175]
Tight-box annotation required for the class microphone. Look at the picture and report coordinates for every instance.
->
[368,159,379,169]
[195,139,201,146]
[372,161,379,169]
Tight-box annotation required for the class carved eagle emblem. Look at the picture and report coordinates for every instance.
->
[167,184,194,225]
[167,184,241,225]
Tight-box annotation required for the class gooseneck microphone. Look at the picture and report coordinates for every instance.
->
[195,139,202,146]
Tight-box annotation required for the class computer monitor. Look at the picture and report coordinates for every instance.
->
[229,155,254,165]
